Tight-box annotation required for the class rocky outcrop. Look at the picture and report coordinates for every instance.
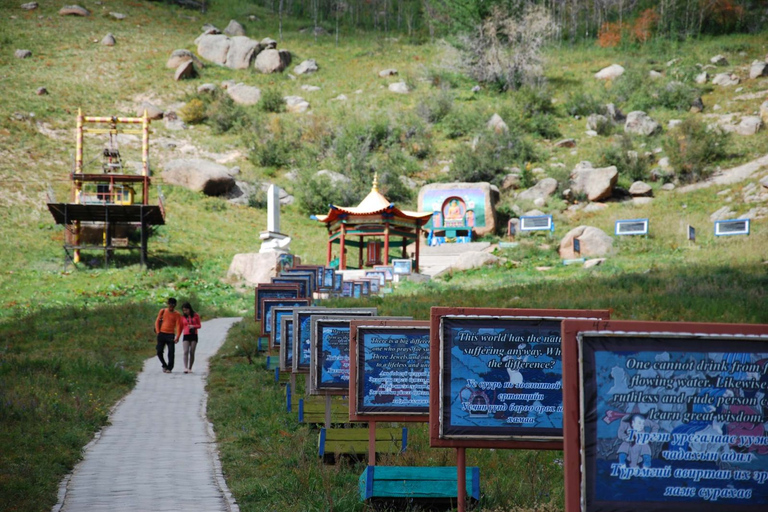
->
[59,5,89,16]
[595,64,624,80]
[162,159,236,196]
[569,162,618,202]
[294,59,318,75]
[174,61,198,81]
[255,48,290,73]
[224,19,246,37]
[625,111,660,136]
[516,178,558,203]
[227,251,285,287]
[227,83,261,105]
[225,36,261,69]
[559,225,613,259]
[167,49,202,69]
[487,113,508,134]
[417,182,499,237]
[196,34,230,65]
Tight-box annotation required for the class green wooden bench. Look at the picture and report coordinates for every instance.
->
[318,426,407,461]
[298,397,349,425]
[359,466,480,507]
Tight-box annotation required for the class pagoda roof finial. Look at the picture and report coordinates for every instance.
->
[372,171,379,192]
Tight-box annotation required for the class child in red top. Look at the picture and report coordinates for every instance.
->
[180,302,202,373]
[155,298,183,373]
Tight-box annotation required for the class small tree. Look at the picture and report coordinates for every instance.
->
[460,5,557,91]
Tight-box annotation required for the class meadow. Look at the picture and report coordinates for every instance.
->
[1,0,767,510]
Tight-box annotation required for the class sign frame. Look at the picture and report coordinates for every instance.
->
[520,215,554,232]
[271,276,311,299]
[562,319,768,512]
[261,298,311,337]
[392,258,412,275]
[308,315,400,396]
[614,218,649,236]
[714,218,750,236]
[291,307,377,374]
[254,283,301,322]
[270,303,311,351]
[430,307,610,450]
[349,319,431,423]
[278,314,295,372]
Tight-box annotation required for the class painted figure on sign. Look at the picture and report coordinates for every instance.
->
[618,413,659,468]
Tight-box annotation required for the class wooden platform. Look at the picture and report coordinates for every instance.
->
[298,397,349,424]
[359,465,480,506]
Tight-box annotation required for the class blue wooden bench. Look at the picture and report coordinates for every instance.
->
[359,466,480,506]
[318,427,407,461]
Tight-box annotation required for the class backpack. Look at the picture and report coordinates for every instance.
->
[154,308,166,334]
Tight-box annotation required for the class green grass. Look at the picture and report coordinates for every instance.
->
[209,258,767,512]
[1,1,767,510]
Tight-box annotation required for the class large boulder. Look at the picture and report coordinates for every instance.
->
[59,5,89,16]
[629,181,653,196]
[162,158,236,196]
[750,61,768,80]
[294,59,318,75]
[446,252,501,273]
[487,113,508,134]
[569,162,618,202]
[284,96,310,113]
[378,68,398,77]
[166,49,202,69]
[225,36,261,69]
[734,116,764,136]
[15,49,32,59]
[710,54,729,66]
[594,64,624,80]
[516,177,558,203]
[712,73,740,86]
[227,251,285,287]
[255,48,288,73]
[417,182,499,237]
[101,33,116,46]
[196,34,230,66]
[136,102,163,120]
[624,111,660,136]
[315,170,350,184]
[223,19,246,37]
[559,225,613,259]
[174,61,198,81]
[761,101,768,124]
[388,82,409,94]
[226,83,261,105]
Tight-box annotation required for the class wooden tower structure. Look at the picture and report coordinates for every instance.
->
[311,174,432,272]
[47,110,165,267]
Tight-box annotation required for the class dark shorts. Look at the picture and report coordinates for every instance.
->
[183,334,198,342]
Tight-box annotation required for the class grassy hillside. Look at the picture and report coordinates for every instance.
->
[1,0,767,510]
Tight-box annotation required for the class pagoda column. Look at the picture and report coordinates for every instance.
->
[339,224,347,270]
[383,223,390,265]
[414,225,421,273]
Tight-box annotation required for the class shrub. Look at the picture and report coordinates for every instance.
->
[524,113,561,139]
[597,21,628,48]
[179,99,206,124]
[657,81,699,111]
[565,91,606,117]
[450,130,537,185]
[416,88,454,124]
[442,106,485,139]
[630,9,659,44]
[260,88,285,113]
[662,118,729,183]
[600,135,652,182]
[205,94,251,134]
[610,68,655,111]
[294,173,360,215]
[516,85,558,116]
[460,5,556,91]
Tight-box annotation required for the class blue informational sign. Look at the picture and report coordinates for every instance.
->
[292,308,376,373]
[263,300,309,335]
[359,327,430,414]
[256,286,300,320]
[581,334,768,511]
[318,320,352,389]
[271,305,307,348]
[440,316,565,440]
[322,268,335,289]
[278,316,294,372]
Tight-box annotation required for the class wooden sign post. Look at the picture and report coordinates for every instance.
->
[430,307,610,512]
[562,319,768,512]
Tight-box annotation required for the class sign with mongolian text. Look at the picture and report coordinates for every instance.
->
[292,308,377,374]
[255,284,300,321]
[430,307,610,450]
[261,298,310,337]
[270,304,309,351]
[309,316,408,396]
[350,320,431,422]
[561,320,768,512]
